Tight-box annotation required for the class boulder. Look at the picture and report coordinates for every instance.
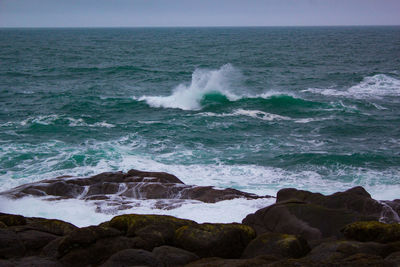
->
[185,256,279,267]
[152,245,199,267]
[306,240,387,262]
[243,186,395,242]
[100,249,162,267]
[0,228,26,258]
[0,169,270,211]
[342,221,400,243]
[174,223,255,258]
[241,232,310,259]
[59,236,136,266]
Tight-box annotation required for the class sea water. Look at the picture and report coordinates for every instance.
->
[0,27,399,226]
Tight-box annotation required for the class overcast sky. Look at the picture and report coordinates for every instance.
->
[1,0,400,27]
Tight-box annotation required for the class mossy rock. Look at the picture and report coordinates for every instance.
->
[57,226,121,255]
[242,232,310,259]
[27,218,78,236]
[174,223,256,258]
[0,214,27,226]
[342,221,400,243]
[108,214,195,236]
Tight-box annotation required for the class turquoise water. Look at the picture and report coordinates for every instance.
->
[1,27,400,200]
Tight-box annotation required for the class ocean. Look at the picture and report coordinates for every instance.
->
[0,27,399,226]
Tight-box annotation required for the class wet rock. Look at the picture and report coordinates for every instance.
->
[241,232,310,259]
[59,236,136,266]
[57,225,122,255]
[342,221,400,243]
[174,223,255,258]
[109,214,194,234]
[16,218,78,236]
[152,245,199,267]
[3,256,63,267]
[277,187,398,222]
[0,213,27,226]
[0,169,269,210]
[185,256,278,267]
[100,249,162,267]
[0,228,26,259]
[243,201,368,241]
[17,230,58,253]
[243,186,392,242]
[386,251,400,265]
[306,240,387,262]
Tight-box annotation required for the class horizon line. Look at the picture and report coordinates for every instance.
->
[1,24,400,29]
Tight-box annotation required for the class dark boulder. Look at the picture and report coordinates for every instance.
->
[0,228,26,259]
[152,245,199,267]
[174,223,255,258]
[185,256,278,267]
[241,232,310,259]
[243,186,396,242]
[306,240,387,262]
[100,249,162,267]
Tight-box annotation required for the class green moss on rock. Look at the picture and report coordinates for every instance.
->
[0,214,26,226]
[342,221,400,243]
[109,214,195,235]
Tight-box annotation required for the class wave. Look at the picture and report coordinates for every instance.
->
[135,64,322,111]
[304,74,400,99]
[198,109,291,121]
[1,115,115,129]
[136,64,241,110]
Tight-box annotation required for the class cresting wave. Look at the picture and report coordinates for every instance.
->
[134,64,304,111]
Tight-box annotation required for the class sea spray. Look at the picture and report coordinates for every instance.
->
[137,64,242,110]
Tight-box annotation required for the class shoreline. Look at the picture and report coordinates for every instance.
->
[0,169,399,266]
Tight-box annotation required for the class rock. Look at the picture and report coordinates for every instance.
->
[241,232,310,259]
[386,251,400,265]
[174,223,255,258]
[109,214,194,236]
[152,245,199,267]
[0,169,270,211]
[100,249,162,267]
[342,221,400,243]
[243,186,393,242]
[277,187,398,222]
[59,236,136,266]
[17,230,58,253]
[57,226,122,255]
[243,201,369,241]
[0,228,26,258]
[3,256,63,267]
[23,218,78,236]
[306,240,387,262]
[0,213,27,226]
[185,256,279,267]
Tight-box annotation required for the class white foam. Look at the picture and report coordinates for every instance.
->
[136,64,241,110]
[304,74,400,100]
[197,109,291,121]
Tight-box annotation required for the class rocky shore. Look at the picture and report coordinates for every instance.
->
[0,169,400,266]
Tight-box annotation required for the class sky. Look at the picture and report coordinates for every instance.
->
[1,0,400,27]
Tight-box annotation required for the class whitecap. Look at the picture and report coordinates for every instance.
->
[304,74,400,100]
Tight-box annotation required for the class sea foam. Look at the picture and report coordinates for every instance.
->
[304,74,400,99]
